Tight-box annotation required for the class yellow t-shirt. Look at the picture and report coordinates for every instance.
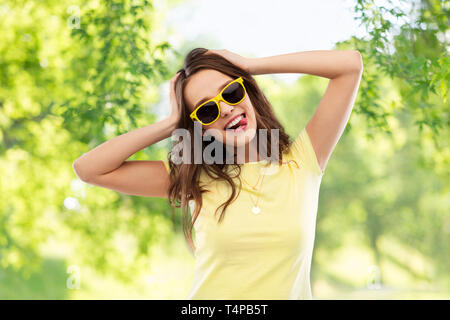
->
[162,127,325,299]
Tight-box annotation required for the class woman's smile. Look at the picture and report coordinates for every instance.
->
[223,113,248,134]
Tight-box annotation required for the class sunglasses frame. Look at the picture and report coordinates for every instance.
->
[189,77,247,126]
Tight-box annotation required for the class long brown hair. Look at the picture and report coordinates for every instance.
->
[166,47,292,253]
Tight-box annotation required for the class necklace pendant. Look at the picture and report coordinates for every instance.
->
[252,206,261,215]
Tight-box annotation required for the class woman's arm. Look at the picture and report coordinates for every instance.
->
[247,50,363,173]
[72,117,176,181]
[72,117,177,198]
[247,49,363,78]
[72,71,183,198]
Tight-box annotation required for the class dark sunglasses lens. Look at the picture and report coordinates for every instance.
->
[222,82,245,104]
[197,101,219,124]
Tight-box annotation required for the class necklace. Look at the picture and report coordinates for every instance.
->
[240,169,266,215]
[240,172,263,190]
[232,159,298,214]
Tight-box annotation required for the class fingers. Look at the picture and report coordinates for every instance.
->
[170,71,182,96]
[205,49,226,56]
[169,71,183,121]
[171,71,182,83]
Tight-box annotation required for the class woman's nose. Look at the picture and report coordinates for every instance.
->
[219,101,234,118]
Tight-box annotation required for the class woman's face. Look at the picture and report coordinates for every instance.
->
[184,69,257,148]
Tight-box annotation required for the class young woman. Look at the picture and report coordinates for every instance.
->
[73,47,363,299]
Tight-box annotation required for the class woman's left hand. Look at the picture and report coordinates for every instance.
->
[206,49,252,74]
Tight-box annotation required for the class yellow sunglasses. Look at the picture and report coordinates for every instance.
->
[189,77,247,126]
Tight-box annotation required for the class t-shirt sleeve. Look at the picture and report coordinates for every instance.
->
[161,160,170,174]
[289,127,324,176]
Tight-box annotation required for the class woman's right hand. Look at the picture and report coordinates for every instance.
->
[168,71,183,124]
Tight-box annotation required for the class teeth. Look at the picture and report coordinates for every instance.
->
[225,114,243,129]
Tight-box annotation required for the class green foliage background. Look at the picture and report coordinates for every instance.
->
[0,0,448,298]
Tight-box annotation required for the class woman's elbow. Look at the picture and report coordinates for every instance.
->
[350,50,363,73]
[72,160,92,182]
